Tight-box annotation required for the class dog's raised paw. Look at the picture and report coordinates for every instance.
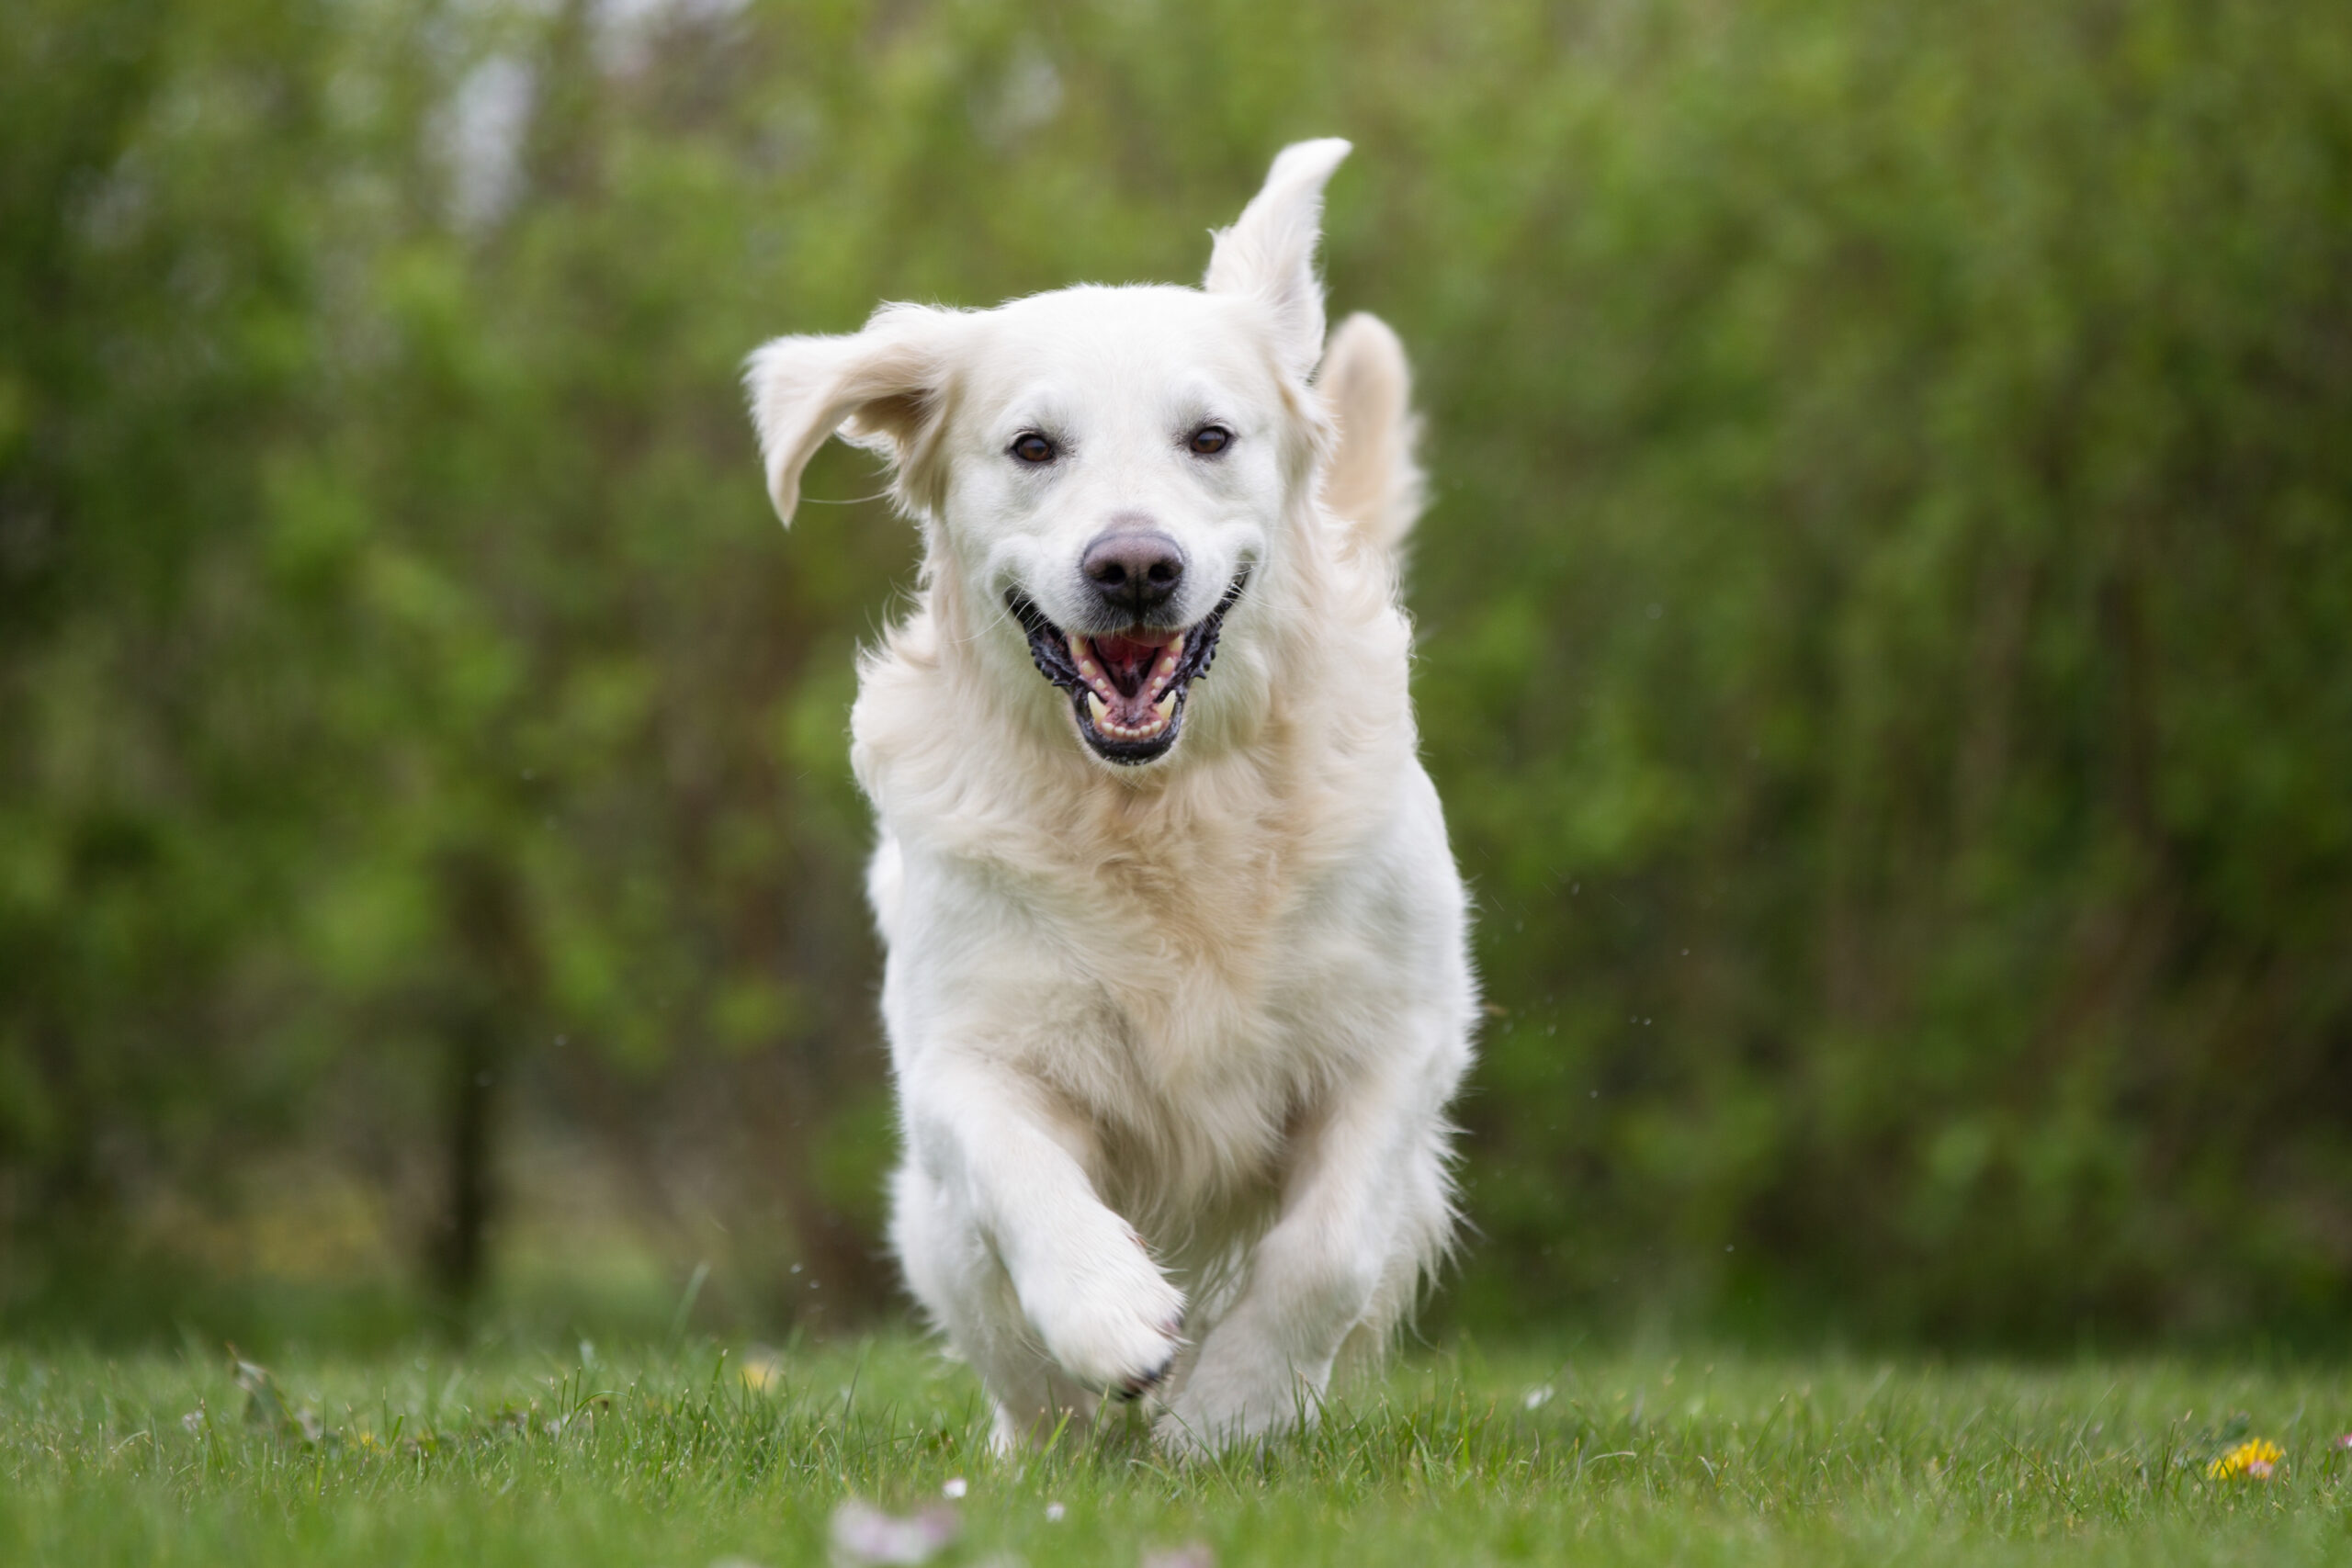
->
[1026,1259,1186,1400]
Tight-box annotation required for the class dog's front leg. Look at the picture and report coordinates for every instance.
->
[906,1049,1186,1406]
[1157,1047,1454,1452]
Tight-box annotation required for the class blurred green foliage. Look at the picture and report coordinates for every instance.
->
[2,0,2346,1346]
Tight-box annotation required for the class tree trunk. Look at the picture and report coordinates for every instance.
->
[427,849,533,1311]
[430,1002,500,1305]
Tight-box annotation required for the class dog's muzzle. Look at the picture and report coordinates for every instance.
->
[1006,571,1249,765]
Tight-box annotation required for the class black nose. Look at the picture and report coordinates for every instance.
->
[1080,529,1186,620]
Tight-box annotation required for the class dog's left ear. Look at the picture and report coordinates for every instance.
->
[1204,138,1352,382]
[743,302,964,525]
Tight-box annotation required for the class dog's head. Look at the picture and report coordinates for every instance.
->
[746,141,1353,767]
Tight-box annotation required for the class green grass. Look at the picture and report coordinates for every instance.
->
[4,1336,2348,1565]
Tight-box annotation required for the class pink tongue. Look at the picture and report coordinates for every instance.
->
[1092,634,1163,693]
[1095,632,1159,662]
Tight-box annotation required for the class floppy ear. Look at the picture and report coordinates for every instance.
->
[1203,138,1352,381]
[742,303,962,525]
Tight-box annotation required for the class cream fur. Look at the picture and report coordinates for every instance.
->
[744,140,1476,1454]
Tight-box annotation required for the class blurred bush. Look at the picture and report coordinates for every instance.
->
[2,0,2346,1345]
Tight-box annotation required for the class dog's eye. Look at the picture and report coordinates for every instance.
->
[1010,432,1057,465]
[1188,424,1232,456]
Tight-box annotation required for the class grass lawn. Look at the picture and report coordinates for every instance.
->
[4,1334,2348,1565]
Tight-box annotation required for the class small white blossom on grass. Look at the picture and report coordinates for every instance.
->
[829,1499,959,1565]
[1142,1545,1215,1568]
[941,1476,967,1499]
[1522,1386,1555,1410]
[1045,1501,1066,1522]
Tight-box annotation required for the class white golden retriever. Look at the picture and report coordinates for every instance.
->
[745,141,1476,1453]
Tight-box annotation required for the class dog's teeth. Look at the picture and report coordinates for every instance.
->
[1168,635,1185,659]
[1086,693,1108,728]
[1152,693,1176,723]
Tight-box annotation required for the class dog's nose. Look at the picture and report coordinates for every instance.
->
[1080,529,1186,620]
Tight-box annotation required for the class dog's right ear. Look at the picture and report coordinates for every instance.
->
[1204,138,1352,382]
[743,303,963,525]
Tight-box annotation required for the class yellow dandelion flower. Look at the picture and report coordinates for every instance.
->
[2206,1438,2284,1480]
[739,1349,785,1393]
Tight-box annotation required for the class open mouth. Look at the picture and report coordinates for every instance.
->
[1006,572,1250,765]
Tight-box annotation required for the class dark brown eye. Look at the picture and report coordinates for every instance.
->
[1011,432,1056,464]
[1188,424,1231,456]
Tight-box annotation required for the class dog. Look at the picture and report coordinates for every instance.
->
[745,141,1476,1453]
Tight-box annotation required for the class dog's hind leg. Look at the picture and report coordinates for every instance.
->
[1333,1118,1456,1382]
